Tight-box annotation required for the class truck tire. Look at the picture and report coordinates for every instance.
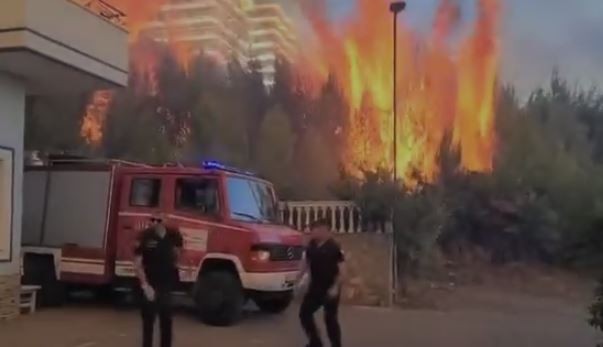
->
[195,271,244,326]
[254,291,293,314]
[94,285,114,303]
[22,255,65,307]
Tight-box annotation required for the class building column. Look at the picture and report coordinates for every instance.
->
[0,74,25,320]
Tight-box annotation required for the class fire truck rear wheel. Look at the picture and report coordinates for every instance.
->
[195,271,244,326]
[254,291,293,314]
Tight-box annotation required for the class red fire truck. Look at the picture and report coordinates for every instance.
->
[20,157,304,325]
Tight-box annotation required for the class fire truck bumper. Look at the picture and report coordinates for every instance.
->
[241,270,299,292]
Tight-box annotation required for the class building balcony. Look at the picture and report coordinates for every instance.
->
[71,0,127,29]
[0,0,128,95]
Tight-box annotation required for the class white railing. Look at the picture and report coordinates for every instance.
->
[279,201,388,234]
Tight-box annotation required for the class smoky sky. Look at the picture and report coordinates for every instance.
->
[280,0,603,96]
[502,0,603,95]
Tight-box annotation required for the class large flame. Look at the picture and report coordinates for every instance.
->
[79,0,499,184]
[301,0,499,182]
[454,0,499,172]
[104,0,170,38]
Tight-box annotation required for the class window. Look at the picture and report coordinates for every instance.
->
[227,177,277,223]
[175,178,219,215]
[130,178,161,207]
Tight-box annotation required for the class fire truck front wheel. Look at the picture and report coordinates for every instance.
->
[195,271,244,326]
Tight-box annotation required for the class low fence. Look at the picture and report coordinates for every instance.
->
[278,201,390,234]
[280,200,395,306]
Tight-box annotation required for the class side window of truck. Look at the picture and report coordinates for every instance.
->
[130,178,161,207]
[175,178,219,215]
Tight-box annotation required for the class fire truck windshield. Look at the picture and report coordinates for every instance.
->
[226,176,278,224]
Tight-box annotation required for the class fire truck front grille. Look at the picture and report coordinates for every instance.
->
[269,245,304,261]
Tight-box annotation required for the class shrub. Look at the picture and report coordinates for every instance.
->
[589,277,603,334]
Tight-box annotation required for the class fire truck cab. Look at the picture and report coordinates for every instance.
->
[21,158,304,325]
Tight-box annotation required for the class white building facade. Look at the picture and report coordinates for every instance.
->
[246,0,297,86]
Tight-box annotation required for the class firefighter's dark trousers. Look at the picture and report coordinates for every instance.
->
[140,287,173,347]
[299,288,342,347]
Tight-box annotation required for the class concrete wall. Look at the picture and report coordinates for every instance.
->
[0,74,25,319]
[335,233,393,307]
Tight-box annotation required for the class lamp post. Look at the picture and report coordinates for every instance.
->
[389,1,406,182]
[389,0,406,306]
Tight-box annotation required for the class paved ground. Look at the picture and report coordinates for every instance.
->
[0,296,599,347]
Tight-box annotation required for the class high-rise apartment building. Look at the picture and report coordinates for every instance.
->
[143,0,249,64]
[143,0,297,86]
[246,0,297,86]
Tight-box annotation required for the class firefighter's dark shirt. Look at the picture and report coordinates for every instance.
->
[134,227,183,289]
[306,238,344,292]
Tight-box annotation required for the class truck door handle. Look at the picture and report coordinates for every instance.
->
[123,226,133,230]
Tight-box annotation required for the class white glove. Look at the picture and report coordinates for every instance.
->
[142,283,155,301]
[327,285,340,299]
[294,273,309,296]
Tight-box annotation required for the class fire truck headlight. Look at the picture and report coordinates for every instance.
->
[251,250,271,262]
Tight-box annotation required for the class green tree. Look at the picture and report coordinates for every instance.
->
[292,126,340,199]
[102,87,172,164]
[226,57,271,163]
[255,104,296,196]
[311,73,348,157]
[589,276,603,336]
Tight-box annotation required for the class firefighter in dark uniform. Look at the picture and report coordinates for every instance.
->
[134,212,183,347]
[296,218,345,347]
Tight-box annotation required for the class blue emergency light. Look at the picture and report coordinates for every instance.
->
[202,160,255,176]
[202,160,227,170]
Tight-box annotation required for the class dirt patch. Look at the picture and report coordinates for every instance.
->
[399,264,595,312]
[335,233,392,307]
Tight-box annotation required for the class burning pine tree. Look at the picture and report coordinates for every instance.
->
[81,0,500,184]
[300,0,499,182]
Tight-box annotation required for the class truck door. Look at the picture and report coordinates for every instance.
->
[114,174,163,278]
[170,175,221,283]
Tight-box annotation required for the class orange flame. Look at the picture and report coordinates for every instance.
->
[300,0,500,182]
[79,0,499,184]
[105,0,170,39]
[453,0,499,172]
[80,90,113,146]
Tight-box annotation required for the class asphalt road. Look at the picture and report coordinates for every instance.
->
[0,298,599,347]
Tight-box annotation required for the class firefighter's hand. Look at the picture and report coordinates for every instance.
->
[327,285,339,299]
[294,274,308,297]
[142,283,155,302]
